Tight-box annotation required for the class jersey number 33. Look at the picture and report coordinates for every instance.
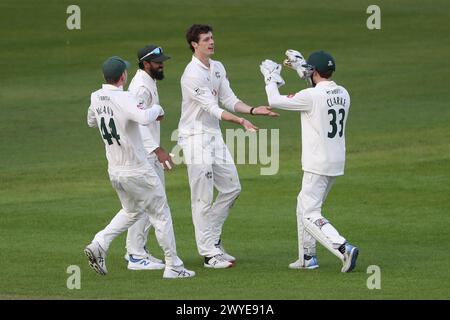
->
[328,108,345,138]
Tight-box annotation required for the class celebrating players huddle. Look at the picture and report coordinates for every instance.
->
[84,24,359,279]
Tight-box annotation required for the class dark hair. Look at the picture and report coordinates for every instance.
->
[186,24,213,52]
[138,61,145,70]
[104,74,122,84]
[318,70,333,79]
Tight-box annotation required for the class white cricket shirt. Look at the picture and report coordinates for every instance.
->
[128,69,161,154]
[178,56,240,136]
[266,80,350,176]
[87,84,164,174]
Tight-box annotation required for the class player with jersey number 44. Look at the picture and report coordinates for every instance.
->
[260,49,359,272]
[84,56,195,279]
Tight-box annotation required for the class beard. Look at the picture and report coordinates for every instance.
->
[151,68,164,80]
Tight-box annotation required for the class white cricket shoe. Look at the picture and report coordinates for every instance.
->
[289,255,319,270]
[215,239,236,262]
[341,243,359,273]
[221,252,236,263]
[84,242,107,275]
[204,254,234,269]
[127,254,165,270]
[124,252,164,265]
[163,267,196,279]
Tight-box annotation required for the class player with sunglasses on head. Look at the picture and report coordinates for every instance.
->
[122,45,176,271]
[84,56,195,279]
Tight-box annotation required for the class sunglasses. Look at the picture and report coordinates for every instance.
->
[140,47,163,61]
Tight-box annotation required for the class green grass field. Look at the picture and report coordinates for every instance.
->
[1,0,449,299]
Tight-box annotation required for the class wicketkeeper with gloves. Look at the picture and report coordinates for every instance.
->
[260,50,359,272]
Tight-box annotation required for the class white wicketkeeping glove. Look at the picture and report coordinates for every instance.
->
[283,49,313,80]
[260,59,285,87]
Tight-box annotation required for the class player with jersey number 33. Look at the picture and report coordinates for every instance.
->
[260,49,359,272]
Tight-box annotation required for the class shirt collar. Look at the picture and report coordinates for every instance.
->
[315,80,336,87]
[192,55,211,70]
[102,84,123,91]
[137,69,156,85]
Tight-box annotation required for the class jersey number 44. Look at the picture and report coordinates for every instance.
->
[100,117,121,145]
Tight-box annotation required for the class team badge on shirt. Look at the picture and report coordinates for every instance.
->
[137,100,145,109]
[314,218,329,228]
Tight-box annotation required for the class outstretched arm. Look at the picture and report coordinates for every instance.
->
[233,101,279,117]
[221,110,258,132]
[265,82,312,112]
[182,75,259,132]
[259,59,312,112]
[216,64,279,117]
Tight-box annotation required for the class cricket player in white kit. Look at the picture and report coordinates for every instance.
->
[260,50,359,272]
[124,45,174,271]
[84,56,195,279]
[179,24,279,269]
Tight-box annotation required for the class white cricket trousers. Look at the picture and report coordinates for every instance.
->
[125,152,165,258]
[92,165,183,268]
[296,171,346,263]
[179,133,241,257]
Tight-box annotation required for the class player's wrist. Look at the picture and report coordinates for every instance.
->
[154,146,166,156]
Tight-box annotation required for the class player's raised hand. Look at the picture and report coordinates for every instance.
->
[260,59,285,87]
[283,49,313,80]
[283,49,305,70]
[252,106,279,117]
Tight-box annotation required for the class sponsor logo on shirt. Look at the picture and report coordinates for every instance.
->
[215,71,221,79]
[326,89,342,95]
[194,87,207,96]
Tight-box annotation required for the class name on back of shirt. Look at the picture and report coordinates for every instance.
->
[95,100,114,117]
[327,96,347,108]
[326,88,347,108]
